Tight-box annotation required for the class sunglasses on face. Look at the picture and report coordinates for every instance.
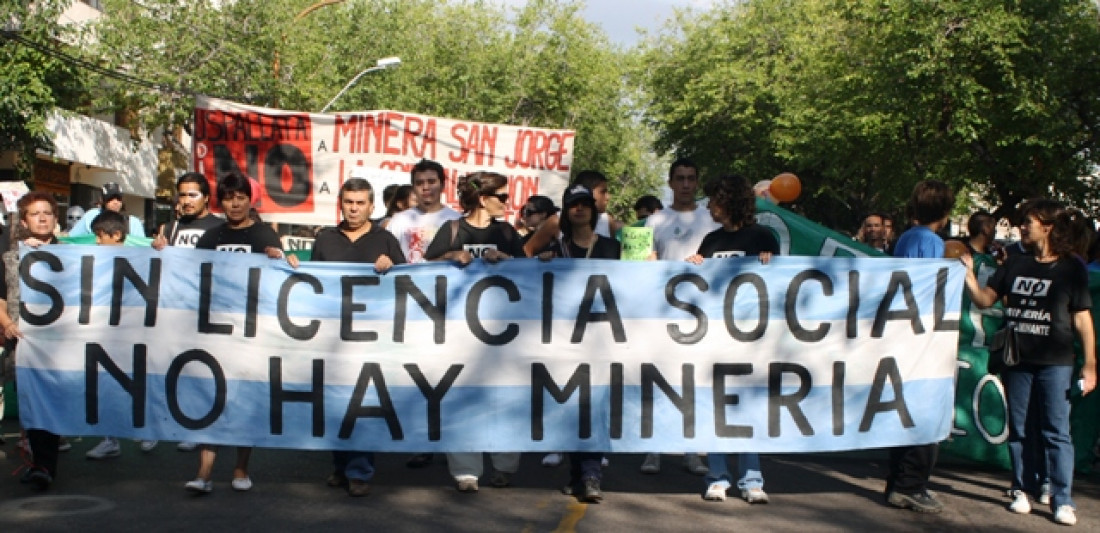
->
[484,192,509,203]
[523,207,539,217]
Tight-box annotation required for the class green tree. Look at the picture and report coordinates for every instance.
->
[0,0,86,178]
[85,0,658,220]
[640,0,1100,230]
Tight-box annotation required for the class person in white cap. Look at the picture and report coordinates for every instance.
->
[68,182,145,238]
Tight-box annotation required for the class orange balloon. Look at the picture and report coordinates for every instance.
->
[770,173,801,203]
[943,240,968,259]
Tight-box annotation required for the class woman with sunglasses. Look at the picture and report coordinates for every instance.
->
[424,171,525,492]
[519,195,558,241]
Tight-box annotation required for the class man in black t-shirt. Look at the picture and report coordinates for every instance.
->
[313,178,406,498]
[154,172,222,250]
[194,172,285,258]
[186,171,295,495]
[153,172,223,452]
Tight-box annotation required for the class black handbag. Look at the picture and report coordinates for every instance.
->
[988,323,1021,374]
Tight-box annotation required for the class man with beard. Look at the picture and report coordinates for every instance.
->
[154,173,223,250]
[152,172,223,452]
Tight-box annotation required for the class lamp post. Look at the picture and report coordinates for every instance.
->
[321,57,401,113]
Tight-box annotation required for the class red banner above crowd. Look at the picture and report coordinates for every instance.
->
[192,97,575,225]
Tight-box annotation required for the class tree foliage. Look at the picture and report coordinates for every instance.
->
[84,0,661,219]
[0,0,87,177]
[640,0,1100,231]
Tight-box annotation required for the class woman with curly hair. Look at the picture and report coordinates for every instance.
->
[687,174,778,505]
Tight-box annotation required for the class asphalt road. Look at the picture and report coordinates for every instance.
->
[1,420,1098,532]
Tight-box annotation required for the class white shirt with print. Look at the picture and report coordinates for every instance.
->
[644,203,720,261]
[385,206,462,263]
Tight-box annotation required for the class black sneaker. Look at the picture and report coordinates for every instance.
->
[886,490,944,513]
[26,468,52,491]
[326,472,348,488]
[582,478,603,503]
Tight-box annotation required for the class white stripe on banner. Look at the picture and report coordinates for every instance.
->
[16,245,963,453]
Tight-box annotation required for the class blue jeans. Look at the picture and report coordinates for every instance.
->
[705,453,762,491]
[332,451,375,482]
[568,452,602,482]
[1003,364,1074,509]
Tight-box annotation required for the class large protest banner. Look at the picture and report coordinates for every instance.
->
[756,199,1100,471]
[17,246,962,453]
[192,97,574,226]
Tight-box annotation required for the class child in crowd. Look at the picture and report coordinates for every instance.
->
[85,210,160,460]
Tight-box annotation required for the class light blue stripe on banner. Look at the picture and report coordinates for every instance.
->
[20,246,963,322]
[17,368,952,453]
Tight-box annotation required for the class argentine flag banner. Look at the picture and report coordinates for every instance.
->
[15,245,963,453]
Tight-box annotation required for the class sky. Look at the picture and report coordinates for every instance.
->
[579,0,715,46]
[503,0,718,47]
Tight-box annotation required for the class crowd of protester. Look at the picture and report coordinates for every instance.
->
[0,157,1097,527]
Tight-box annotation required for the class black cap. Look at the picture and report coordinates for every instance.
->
[101,182,123,200]
[562,184,595,207]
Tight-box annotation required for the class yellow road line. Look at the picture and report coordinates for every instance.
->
[552,500,588,533]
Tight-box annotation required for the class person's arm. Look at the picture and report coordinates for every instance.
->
[522,213,559,258]
[152,221,172,250]
[960,254,999,308]
[1075,309,1096,396]
[0,298,20,340]
[387,235,408,266]
[424,221,470,264]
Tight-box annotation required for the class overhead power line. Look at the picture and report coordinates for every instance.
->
[1,29,257,103]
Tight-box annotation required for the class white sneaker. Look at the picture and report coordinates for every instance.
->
[1039,483,1052,506]
[1054,505,1077,526]
[177,441,199,452]
[640,453,661,474]
[231,477,253,492]
[185,478,213,494]
[541,453,563,467]
[1008,490,1031,514]
[741,487,770,504]
[704,483,727,501]
[683,454,709,476]
[138,440,158,452]
[456,476,479,493]
[86,437,121,460]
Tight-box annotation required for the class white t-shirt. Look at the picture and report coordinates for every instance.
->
[644,203,720,260]
[596,212,611,239]
[385,206,462,263]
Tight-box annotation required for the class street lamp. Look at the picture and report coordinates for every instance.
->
[321,56,402,113]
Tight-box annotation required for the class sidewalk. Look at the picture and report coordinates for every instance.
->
[1,420,1096,531]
